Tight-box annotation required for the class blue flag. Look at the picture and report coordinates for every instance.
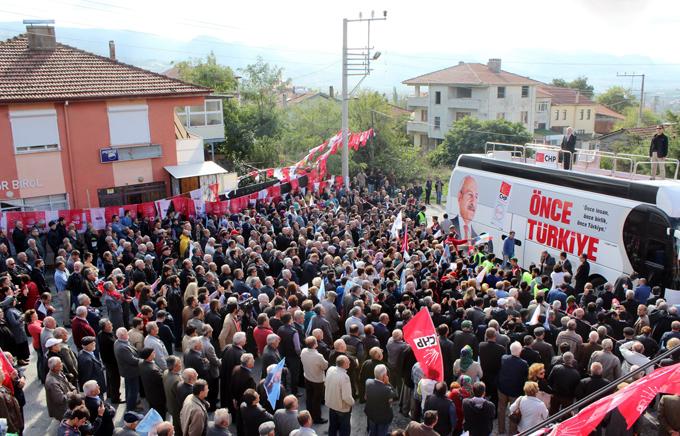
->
[439,244,450,268]
[264,357,286,409]
[544,307,551,331]
[136,408,164,434]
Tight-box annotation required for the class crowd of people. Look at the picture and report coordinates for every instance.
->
[0,182,678,436]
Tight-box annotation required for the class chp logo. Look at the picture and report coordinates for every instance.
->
[413,334,438,350]
[536,151,558,164]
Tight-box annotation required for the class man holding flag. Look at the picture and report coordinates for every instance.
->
[402,308,444,383]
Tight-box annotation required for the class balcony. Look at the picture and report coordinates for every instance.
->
[407,120,429,133]
[407,95,428,108]
[447,98,481,110]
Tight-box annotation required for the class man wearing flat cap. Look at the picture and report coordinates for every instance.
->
[77,336,107,394]
[114,411,143,435]
[139,347,167,418]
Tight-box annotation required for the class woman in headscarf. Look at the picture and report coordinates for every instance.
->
[448,375,473,436]
[453,345,483,382]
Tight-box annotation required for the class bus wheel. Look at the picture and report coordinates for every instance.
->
[588,274,607,292]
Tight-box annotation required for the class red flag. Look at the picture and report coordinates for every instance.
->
[402,308,444,382]
[551,362,680,435]
[402,223,409,254]
[0,348,14,394]
[209,183,219,200]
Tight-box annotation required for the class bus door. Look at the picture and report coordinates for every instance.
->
[623,205,674,287]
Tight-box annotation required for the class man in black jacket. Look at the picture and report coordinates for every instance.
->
[424,382,456,436]
[478,327,505,407]
[452,320,479,361]
[183,337,210,381]
[650,124,669,179]
[77,336,106,393]
[139,348,167,418]
[96,320,120,403]
[574,253,590,294]
[438,325,456,385]
[575,362,611,401]
[231,354,257,436]
[220,332,245,411]
[463,382,496,436]
[83,380,115,436]
[364,364,398,436]
[547,352,581,415]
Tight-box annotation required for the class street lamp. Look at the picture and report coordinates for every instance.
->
[341,12,387,189]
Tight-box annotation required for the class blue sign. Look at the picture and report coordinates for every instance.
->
[100,148,119,163]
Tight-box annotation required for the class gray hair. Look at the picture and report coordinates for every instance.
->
[77,294,89,305]
[181,368,198,383]
[146,321,158,334]
[374,364,388,379]
[115,327,128,339]
[189,337,202,350]
[233,332,247,346]
[47,356,62,370]
[563,352,575,365]
[83,380,99,395]
[602,338,614,351]
[590,362,603,376]
[266,334,279,346]
[240,353,254,366]
[75,306,88,317]
[510,341,522,357]
[214,408,231,426]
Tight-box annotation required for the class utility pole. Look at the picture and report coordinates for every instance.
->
[617,72,645,127]
[341,11,387,189]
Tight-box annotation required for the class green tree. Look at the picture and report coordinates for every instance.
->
[551,76,594,97]
[174,52,237,93]
[279,99,341,159]
[614,107,661,129]
[436,117,533,165]
[596,86,638,112]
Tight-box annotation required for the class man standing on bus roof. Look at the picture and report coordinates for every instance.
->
[650,125,669,180]
[452,175,478,240]
[561,127,576,170]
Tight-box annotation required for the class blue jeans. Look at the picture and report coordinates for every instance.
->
[368,420,390,436]
[124,376,139,410]
[436,191,442,204]
[328,408,351,436]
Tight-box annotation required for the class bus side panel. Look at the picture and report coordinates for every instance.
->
[510,213,527,267]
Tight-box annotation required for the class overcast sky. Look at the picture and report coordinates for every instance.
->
[2,0,680,94]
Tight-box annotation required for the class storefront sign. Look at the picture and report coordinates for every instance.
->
[0,178,42,191]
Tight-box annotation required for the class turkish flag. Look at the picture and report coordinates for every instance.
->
[402,308,444,382]
[550,362,680,435]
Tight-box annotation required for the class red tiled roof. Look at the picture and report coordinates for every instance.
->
[536,88,553,98]
[403,62,541,86]
[594,104,625,120]
[0,35,211,103]
[537,85,594,105]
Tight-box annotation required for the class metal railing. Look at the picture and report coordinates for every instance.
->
[483,142,679,180]
[519,344,679,435]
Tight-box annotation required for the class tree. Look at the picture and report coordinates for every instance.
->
[174,52,237,93]
[435,117,533,165]
[596,86,638,112]
[279,99,341,159]
[614,107,661,129]
[551,76,594,97]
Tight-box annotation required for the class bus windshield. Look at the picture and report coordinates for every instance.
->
[670,218,680,289]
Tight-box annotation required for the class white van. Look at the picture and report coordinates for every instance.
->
[447,152,680,290]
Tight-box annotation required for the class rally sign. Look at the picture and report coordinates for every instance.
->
[403,308,444,382]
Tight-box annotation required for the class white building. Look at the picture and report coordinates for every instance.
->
[403,59,541,148]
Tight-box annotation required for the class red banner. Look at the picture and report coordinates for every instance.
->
[171,197,190,216]
[402,308,443,382]
[104,206,122,224]
[60,209,88,231]
[138,202,157,219]
[550,362,680,435]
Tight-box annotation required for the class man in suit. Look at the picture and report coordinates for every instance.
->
[77,336,106,393]
[220,331,246,411]
[139,347,167,418]
[177,368,198,415]
[83,380,115,436]
[364,364,398,436]
[231,353,257,436]
[574,253,590,293]
[200,324,221,411]
[278,313,302,395]
[163,355,183,436]
[45,356,78,421]
[438,325,456,385]
[650,124,669,180]
[561,127,576,170]
[450,175,478,241]
[113,327,143,411]
[478,327,505,407]
[184,337,210,381]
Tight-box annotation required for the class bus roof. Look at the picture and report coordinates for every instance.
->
[456,154,680,217]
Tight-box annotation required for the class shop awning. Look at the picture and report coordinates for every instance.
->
[164,161,228,179]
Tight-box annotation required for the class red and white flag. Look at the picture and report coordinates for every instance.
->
[403,308,444,382]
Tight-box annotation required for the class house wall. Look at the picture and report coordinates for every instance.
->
[551,104,596,134]
[0,95,204,208]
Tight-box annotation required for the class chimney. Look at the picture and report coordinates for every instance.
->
[458,61,464,65]
[329,86,334,99]
[108,40,116,60]
[575,91,580,104]
[487,58,502,73]
[26,23,56,51]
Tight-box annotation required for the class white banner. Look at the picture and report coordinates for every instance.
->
[156,199,171,219]
[89,208,106,230]
[193,199,205,217]
[535,150,559,169]
[189,188,202,202]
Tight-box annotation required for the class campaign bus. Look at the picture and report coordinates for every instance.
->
[447,153,680,292]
